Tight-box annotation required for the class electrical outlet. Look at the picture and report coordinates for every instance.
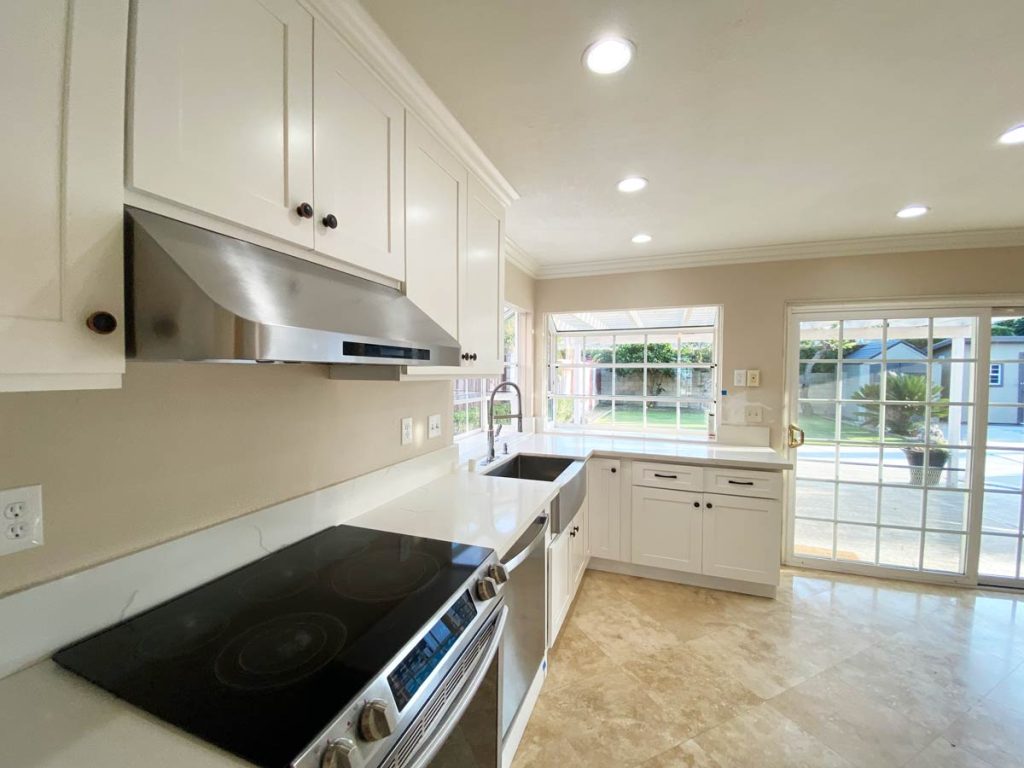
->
[428,414,442,439]
[733,369,747,387]
[0,485,43,556]
[744,404,764,424]
[401,417,414,446]
[746,369,761,387]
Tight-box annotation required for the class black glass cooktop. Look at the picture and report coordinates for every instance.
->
[53,524,492,768]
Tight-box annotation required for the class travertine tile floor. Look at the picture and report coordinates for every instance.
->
[513,568,1024,768]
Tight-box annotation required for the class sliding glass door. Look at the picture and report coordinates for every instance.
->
[978,312,1024,587]
[787,310,983,582]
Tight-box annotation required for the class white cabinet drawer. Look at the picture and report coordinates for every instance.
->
[632,461,703,492]
[703,467,782,500]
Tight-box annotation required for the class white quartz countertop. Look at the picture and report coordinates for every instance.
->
[473,433,792,471]
[349,471,558,558]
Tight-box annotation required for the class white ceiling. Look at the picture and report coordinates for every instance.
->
[360,0,1024,274]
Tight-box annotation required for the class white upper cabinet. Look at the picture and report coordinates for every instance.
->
[461,177,504,370]
[404,114,466,340]
[129,0,315,247]
[0,0,128,392]
[313,21,404,280]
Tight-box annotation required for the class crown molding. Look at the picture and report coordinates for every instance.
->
[306,0,519,208]
[504,237,540,278]
[534,227,1024,280]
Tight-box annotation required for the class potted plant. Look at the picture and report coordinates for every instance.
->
[852,372,950,483]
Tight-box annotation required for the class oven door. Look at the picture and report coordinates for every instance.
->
[383,603,508,768]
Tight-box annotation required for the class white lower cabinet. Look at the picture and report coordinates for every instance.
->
[631,486,703,574]
[702,493,781,585]
[548,497,589,646]
[625,463,783,588]
[587,459,621,560]
[547,528,571,646]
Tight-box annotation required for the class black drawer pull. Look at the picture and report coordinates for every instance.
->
[728,480,755,486]
[654,473,678,479]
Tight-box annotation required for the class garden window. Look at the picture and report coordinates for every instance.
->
[546,306,719,437]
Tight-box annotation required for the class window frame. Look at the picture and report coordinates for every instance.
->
[544,307,722,439]
[453,304,529,441]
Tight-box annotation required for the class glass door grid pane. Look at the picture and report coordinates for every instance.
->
[794,316,976,574]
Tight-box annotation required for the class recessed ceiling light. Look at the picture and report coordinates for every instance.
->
[998,124,1024,145]
[631,233,652,244]
[896,205,929,219]
[583,37,635,75]
[617,176,648,193]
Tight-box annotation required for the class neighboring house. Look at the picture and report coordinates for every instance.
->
[841,339,927,394]
[935,336,1024,425]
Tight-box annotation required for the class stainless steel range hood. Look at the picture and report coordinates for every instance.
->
[125,207,460,366]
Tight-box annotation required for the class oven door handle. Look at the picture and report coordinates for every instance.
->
[501,515,549,573]
[404,604,509,768]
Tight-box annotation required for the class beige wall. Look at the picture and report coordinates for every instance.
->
[536,246,1024,449]
[0,363,452,596]
[505,260,536,313]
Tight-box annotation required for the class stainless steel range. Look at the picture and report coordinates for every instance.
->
[53,525,509,768]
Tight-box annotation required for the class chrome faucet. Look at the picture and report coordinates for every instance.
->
[485,381,523,464]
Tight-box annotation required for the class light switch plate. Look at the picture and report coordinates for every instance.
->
[428,414,442,439]
[746,369,761,387]
[401,417,414,446]
[0,485,43,556]
[733,369,747,387]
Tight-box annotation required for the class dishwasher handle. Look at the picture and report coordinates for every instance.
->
[501,515,549,573]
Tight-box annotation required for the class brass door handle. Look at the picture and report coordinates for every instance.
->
[788,424,806,448]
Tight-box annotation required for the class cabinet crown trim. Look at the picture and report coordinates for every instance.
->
[306,0,519,208]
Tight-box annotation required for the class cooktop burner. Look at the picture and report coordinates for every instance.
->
[331,549,440,602]
[53,524,493,768]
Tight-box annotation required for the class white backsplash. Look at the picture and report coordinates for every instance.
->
[0,445,458,680]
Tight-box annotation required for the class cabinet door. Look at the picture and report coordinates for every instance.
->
[631,487,702,573]
[404,114,466,340]
[461,176,503,369]
[548,530,571,646]
[130,0,314,247]
[587,459,622,560]
[313,22,404,281]
[0,0,128,391]
[569,497,589,592]
[702,493,782,585]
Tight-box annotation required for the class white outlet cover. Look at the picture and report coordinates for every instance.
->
[401,417,414,446]
[0,485,43,556]
[428,414,442,439]
[744,404,764,424]
[733,369,747,387]
[746,369,761,387]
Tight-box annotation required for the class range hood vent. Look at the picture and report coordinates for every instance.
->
[125,207,460,366]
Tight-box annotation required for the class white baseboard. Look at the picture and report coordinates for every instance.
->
[588,558,778,599]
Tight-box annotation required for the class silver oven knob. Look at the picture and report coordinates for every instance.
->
[359,699,396,742]
[322,737,363,768]
[488,564,509,585]
[476,576,499,600]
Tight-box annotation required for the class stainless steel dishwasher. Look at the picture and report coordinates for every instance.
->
[499,513,549,741]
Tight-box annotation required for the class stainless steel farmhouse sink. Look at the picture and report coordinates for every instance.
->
[483,454,587,534]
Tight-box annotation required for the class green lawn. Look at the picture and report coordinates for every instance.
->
[799,414,878,442]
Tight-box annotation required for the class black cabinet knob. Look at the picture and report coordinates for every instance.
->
[461,353,469,361]
[693,501,700,508]
[86,311,117,335]
[469,353,478,361]
[296,202,314,218]
[322,213,338,229]
[610,467,617,473]
[706,502,713,509]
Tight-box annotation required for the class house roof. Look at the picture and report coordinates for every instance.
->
[845,340,926,360]
[933,336,1024,352]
